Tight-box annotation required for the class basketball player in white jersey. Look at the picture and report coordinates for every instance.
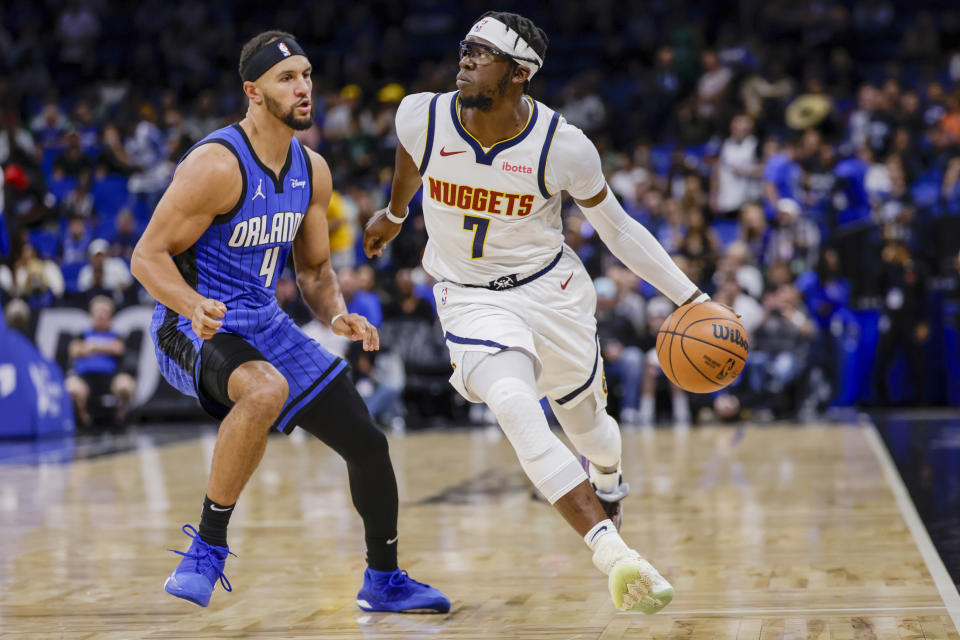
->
[365,11,709,613]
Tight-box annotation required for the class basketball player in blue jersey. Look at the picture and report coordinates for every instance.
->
[365,12,713,613]
[131,31,448,613]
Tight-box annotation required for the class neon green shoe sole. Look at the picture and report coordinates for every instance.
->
[608,558,674,613]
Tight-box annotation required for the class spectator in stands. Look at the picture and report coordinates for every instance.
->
[738,202,769,264]
[30,99,69,148]
[594,277,645,425]
[712,241,764,299]
[338,266,382,328]
[763,137,802,215]
[61,211,92,268]
[638,296,691,426]
[124,103,172,214]
[711,114,763,218]
[60,169,95,220]
[96,124,133,176]
[712,277,763,338]
[796,247,851,405]
[763,198,820,274]
[78,238,134,304]
[366,268,440,429]
[678,207,720,285]
[52,129,92,178]
[747,284,815,413]
[327,189,356,270]
[696,49,733,127]
[275,274,312,326]
[3,297,30,334]
[56,0,100,85]
[0,109,36,167]
[71,100,99,151]
[65,295,135,428]
[110,209,138,263]
[13,242,63,309]
[871,237,929,405]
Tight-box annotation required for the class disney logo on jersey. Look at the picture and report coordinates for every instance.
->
[289,178,306,189]
[501,160,532,174]
[428,177,533,217]
[228,211,304,248]
[711,324,749,350]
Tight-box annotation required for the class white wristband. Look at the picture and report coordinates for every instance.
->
[385,207,408,224]
[330,313,345,327]
[691,293,710,304]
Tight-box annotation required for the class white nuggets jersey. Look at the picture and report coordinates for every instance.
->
[395,91,606,285]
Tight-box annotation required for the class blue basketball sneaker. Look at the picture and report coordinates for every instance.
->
[356,568,450,613]
[163,524,235,607]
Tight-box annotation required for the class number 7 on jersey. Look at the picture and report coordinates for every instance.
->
[462,215,490,259]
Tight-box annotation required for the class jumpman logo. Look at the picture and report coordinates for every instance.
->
[252,178,265,201]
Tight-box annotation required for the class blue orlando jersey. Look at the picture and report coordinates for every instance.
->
[170,124,311,318]
[150,124,347,432]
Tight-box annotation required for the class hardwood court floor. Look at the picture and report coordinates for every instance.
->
[1,423,959,639]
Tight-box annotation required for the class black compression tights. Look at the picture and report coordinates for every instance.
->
[294,372,399,570]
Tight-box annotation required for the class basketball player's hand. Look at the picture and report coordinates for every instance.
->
[333,313,380,351]
[363,209,403,258]
[192,298,227,339]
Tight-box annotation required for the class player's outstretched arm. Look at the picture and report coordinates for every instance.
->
[363,143,422,258]
[293,148,379,351]
[131,144,240,339]
[575,186,706,307]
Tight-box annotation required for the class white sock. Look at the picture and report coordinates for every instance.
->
[588,526,633,575]
[588,461,620,494]
[584,518,618,551]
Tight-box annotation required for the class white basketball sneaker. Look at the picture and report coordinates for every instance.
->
[592,544,674,613]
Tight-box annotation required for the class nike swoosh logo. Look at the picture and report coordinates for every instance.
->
[590,525,608,542]
[386,535,398,545]
[439,147,466,157]
[209,504,233,512]
[560,273,573,290]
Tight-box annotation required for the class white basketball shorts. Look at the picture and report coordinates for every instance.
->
[432,245,607,409]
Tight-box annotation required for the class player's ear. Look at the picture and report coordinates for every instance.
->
[513,64,530,86]
[242,80,262,104]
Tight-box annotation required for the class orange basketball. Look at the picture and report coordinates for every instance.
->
[655,301,748,394]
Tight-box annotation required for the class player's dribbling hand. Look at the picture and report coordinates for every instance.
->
[332,313,380,351]
[362,208,403,258]
[192,298,226,339]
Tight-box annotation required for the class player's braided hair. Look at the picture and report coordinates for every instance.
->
[478,11,549,92]
[239,29,296,78]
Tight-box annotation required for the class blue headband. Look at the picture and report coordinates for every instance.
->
[241,38,307,82]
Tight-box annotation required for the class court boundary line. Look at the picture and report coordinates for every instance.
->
[626,606,948,615]
[862,416,960,632]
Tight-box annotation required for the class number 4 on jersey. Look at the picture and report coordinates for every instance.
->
[260,246,280,286]
[463,215,490,259]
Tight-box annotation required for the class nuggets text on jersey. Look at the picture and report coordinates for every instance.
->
[428,177,534,216]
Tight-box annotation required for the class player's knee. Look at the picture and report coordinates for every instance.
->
[483,379,550,458]
[566,411,621,469]
[233,364,288,420]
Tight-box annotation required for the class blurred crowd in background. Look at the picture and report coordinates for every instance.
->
[1,0,960,430]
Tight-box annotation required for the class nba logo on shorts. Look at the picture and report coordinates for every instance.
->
[440,287,448,305]
[277,42,291,57]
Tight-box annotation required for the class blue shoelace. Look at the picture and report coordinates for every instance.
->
[168,524,236,592]
[386,568,431,589]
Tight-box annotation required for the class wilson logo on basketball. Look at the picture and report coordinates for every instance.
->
[711,324,748,350]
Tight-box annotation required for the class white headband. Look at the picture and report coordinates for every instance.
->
[467,17,543,79]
